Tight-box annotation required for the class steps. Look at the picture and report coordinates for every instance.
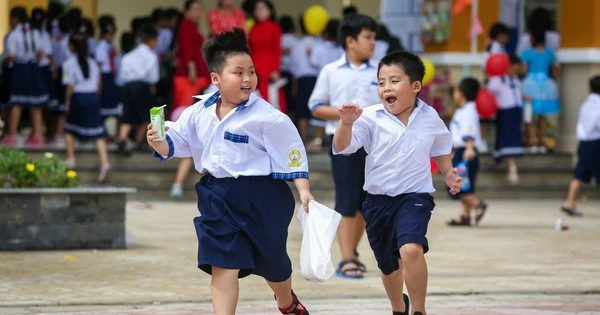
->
[23,147,598,201]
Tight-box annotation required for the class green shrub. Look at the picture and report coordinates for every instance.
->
[0,146,78,188]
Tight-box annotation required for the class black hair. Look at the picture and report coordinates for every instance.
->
[527,7,554,32]
[242,0,256,17]
[324,19,340,40]
[509,54,520,64]
[202,28,250,74]
[120,31,136,54]
[458,77,480,102]
[81,18,94,38]
[166,7,181,19]
[30,8,46,30]
[46,2,64,33]
[530,26,545,47]
[70,37,89,79]
[152,8,168,23]
[590,76,600,94]
[184,0,200,11]
[139,24,158,43]
[279,15,295,34]
[377,51,425,83]
[488,22,509,40]
[131,17,144,34]
[342,5,358,17]
[64,9,82,33]
[338,13,377,49]
[254,0,276,21]
[98,15,116,36]
[10,6,28,24]
[376,23,404,53]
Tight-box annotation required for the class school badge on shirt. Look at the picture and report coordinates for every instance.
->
[288,149,303,167]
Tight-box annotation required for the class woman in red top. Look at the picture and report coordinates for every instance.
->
[173,0,209,107]
[248,0,287,113]
[207,0,246,36]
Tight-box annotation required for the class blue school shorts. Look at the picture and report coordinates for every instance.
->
[194,173,295,282]
[362,192,434,275]
[329,135,367,217]
[574,139,600,184]
[448,147,480,200]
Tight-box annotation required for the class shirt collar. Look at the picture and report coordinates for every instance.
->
[195,90,256,111]
[376,98,423,126]
[335,54,376,69]
[589,93,600,102]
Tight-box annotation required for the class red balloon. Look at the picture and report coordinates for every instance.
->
[485,53,510,76]
[475,89,498,119]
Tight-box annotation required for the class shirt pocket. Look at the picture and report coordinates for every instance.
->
[403,133,434,166]
[222,131,249,164]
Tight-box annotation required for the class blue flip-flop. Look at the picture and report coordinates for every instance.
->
[336,258,364,279]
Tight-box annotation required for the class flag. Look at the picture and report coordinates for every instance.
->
[453,0,472,15]
[469,15,483,39]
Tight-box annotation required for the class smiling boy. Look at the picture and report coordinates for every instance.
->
[147,28,312,315]
[333,51,461,315]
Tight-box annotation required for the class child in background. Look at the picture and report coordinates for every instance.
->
[447,78,488,227]
[117,25,159,156]
[560,76,600,217]
[487,54,524,185]
[333,51,460,315]
[95,16,120,119]
[520,27,560,153]
[62,37,110,182]
[147,28,312,315]
[279,15,298,121]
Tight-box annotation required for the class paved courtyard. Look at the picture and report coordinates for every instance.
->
[0,199,599,314]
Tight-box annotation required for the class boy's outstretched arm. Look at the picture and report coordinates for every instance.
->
[333,103,363,152]
[433,154,462,195]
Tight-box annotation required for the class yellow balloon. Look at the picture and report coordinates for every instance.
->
[245,18,255,32]
[303,5,329,36]
[422,58,435,85]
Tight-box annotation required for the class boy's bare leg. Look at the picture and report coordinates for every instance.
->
[461,194,481,210]
[354,211,366,249]
[400,243,428,314]
[65,133,75,160]
[337,216,362,276]
[118,123,132,141]
[382,260,406,312]
[8,105,22,136]
[460,200,470,217]
[30,108,44,138]
[563,178,582,210]
[266,277,300,310]
[211,267,239,315]
[135,123,149,144]
[174,158,194,185]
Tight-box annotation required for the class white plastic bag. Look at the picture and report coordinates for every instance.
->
[296,200,342,283]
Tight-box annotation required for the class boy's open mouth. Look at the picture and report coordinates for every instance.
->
[385,96,397,104]
[241,86,251,91]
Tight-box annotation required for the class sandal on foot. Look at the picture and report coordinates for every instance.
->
[393,293,410,315]
[352,251,367,272]
[474,201,488,225]
[276,290,309,315]
[447,215,471,226]
[336,258,364,279]
[561,207,583,217]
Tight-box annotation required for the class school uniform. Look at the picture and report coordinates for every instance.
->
[6,23,48,107]
[449,101,482,199]
[488,75,524,161]
[153,91,308,282]
[309,39,344,71]
[281,33,299,115]
[95,39,121,117]
[333,100,452,275]
[62,56,106,140]
[156,28,173,56]
[290,35,319,121]
[34,28,58,108]
[373,39,389,62]
[50,26,67,111]
[308,54,380,217]
[574,93,600,184]
[118,43,159,124]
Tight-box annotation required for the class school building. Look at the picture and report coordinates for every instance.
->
[1,0,598,153]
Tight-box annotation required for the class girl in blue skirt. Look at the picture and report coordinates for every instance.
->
[0,7,48,147]
[63,37,110,182]
[95,15,120,118]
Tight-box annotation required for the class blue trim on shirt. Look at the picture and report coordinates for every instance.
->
[224,131,249,143]
[310,102,326,112]
[152,134,174,161]
[203,90,251,111]
[462,135,475,142]
[271,171,309,181]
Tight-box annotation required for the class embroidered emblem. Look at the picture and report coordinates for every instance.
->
[287,149,303,167]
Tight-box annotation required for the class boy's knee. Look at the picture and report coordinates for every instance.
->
[399,243,424,262]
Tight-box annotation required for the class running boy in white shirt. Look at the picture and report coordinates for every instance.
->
[147,28,312,315]
[333,51,461,315]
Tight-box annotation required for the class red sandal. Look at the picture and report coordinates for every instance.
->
[275,290,309,315]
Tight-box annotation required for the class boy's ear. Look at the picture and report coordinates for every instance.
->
[345,35,354,49]
[210,72,220,86]
[412,80,422,94]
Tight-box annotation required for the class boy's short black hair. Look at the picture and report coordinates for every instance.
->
[342,5,358,17]
[488,22,509,40]
[120,31,136,54]
[458,77,481,102]
[590,76,600,94]
[377,51,425,83]
[324,19,340,40]
[202,28,251,74]
[338,13,377,49]
[509,54,520,64]
[279,15,295,34]
[139,24,158,42]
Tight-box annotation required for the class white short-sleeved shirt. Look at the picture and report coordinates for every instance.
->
[308,55,380,135]
[290,35,319,78]
[6,24,37,63]
[33,29,53,67]
[156,28,173,55]
[310,39,344,71]
[281,33,299,73]
[118,43,159,84]
[154,91,309,180]
[334,100,452,195]
[577,93,600,141]
[373,39,389,62]
[62,56,100,93]
[95,39,116,73]
[449,101,482,148]
[487,75,522,110]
